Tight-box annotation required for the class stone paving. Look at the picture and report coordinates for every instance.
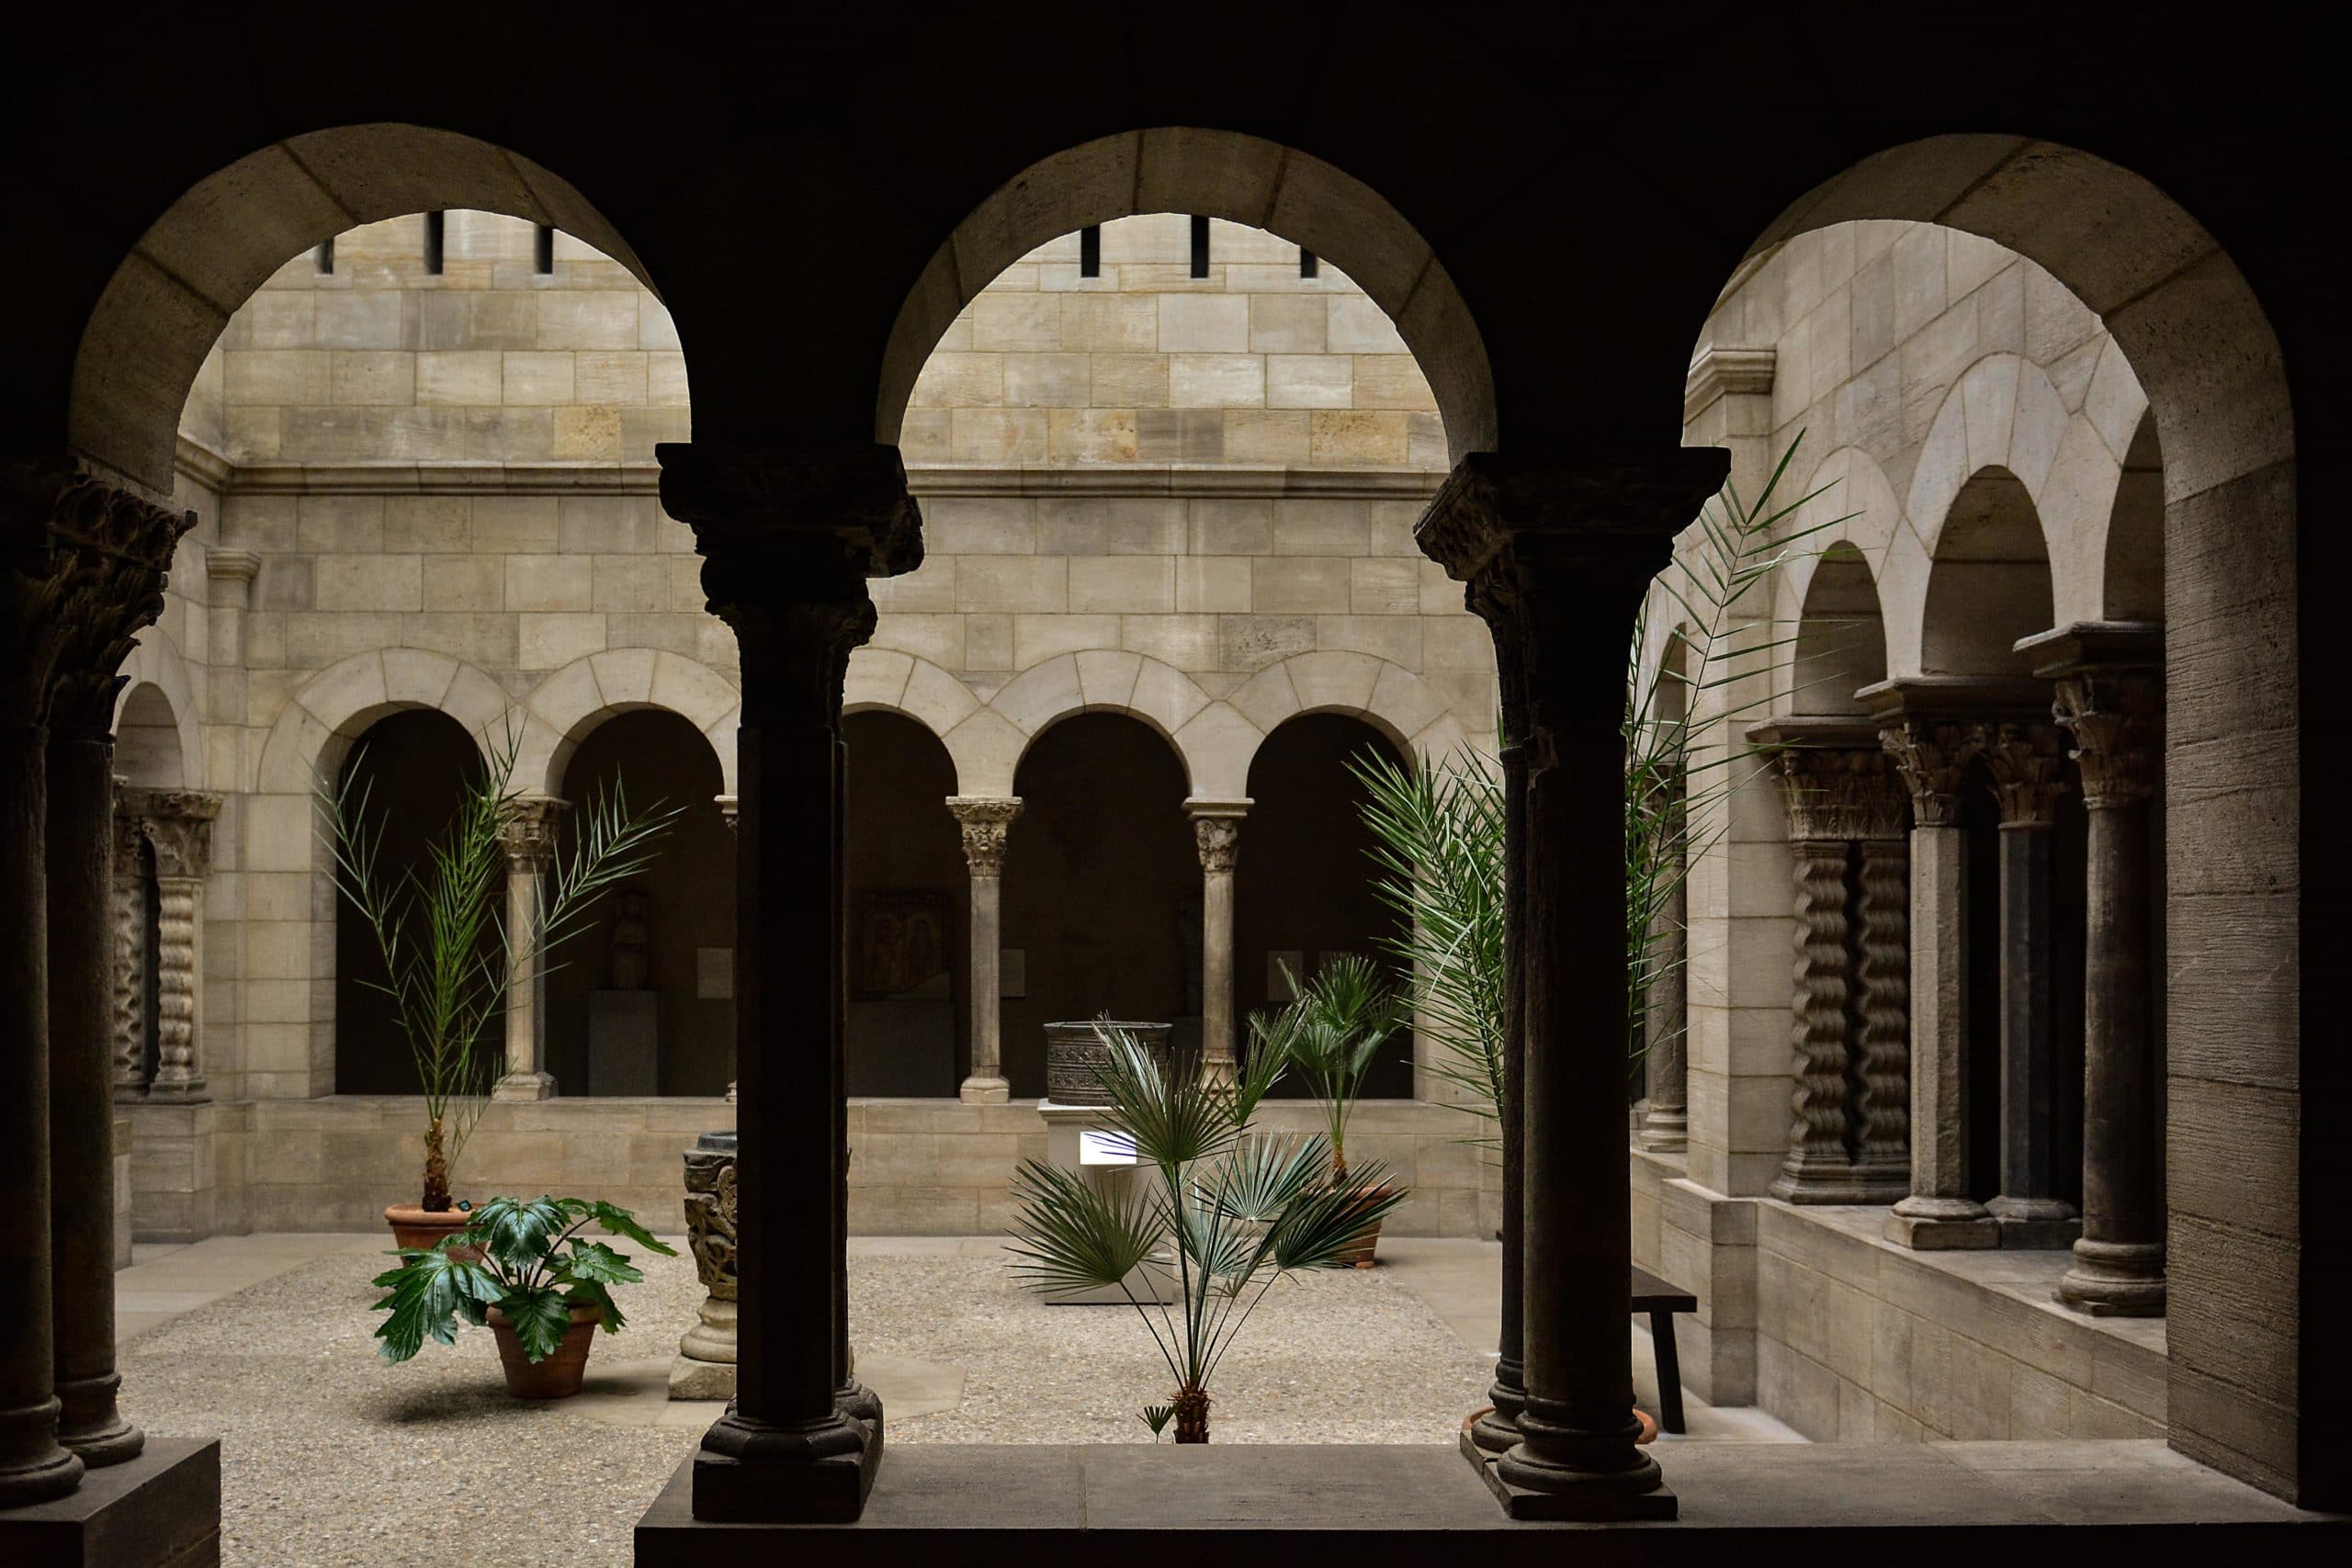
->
[116,1234,1593,1565]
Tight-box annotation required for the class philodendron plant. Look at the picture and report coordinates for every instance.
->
[370,1194,675,1365]
[1008,1027,1405,1442]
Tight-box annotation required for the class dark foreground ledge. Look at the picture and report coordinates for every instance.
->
[639,1439,2342,1567]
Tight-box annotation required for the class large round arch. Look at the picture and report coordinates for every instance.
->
[876,128,1497,462]
[70,123,666,495]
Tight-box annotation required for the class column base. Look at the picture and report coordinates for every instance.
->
[957,1076,1010,1104]
[1477,1440,1676,1521]
[2059,1239,2166,1316]
[1883,1195,1999,1249]
[1634,1106,1687,1154]
[141,1078,207,1105]
[492,1071,557,1102]
[56,1372,142,1469]
[670,1356,736,1401]
[110,1087,146,1107]
[692,1404,880,1523]
[1466,1364,1525,1455]
[1989,1195,2081,1249]
[0,1436,214,1565]
[1771,1154,1910,1204]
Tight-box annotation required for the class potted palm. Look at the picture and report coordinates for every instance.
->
[1250,955,1409,1265]
[318,727,678,1248]
[370,1194,677,1398]
[1008,1026,1404,1442]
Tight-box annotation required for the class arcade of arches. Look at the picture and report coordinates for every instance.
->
[0,18,2340,1551]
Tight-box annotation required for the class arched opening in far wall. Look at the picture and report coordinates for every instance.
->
[842,710,967,1097]
[1236,712,1416,1100]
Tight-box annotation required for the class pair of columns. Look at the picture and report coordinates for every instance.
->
[945,795,1250,1100]
[109,784,222,1103]
[1866,647,2166,1313]
[1750,720,1911,1203]
[1634,767,1688,1153]
[2,459,193,1506]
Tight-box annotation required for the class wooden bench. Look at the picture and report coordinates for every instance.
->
[1631,1264,1698,1434]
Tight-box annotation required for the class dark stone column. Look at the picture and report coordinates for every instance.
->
[1,460,189,1506]
[1984,720,2080,1247]
[1422,448,1725,1521]
[1466,670,1528,1456]
[2031,625,2167,1314]
[659,444,921,1524]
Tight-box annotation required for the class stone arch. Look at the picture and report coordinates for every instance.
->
[113,633,200,788]
[876,127,1497,462]
[71,123,664,494]
[1744,134,2298,1495]
[254,648,508,803]
[1789,544,1887,717]
[1228,651,1466,766]
[842,648,979,792]
[516,649,741,798]
[953,650,1227,797]
[2098,412,2165,622]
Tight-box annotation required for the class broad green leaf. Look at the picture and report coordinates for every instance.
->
[500,1284,575,1363]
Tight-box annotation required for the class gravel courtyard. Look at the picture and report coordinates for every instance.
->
[118,1238,1492,1567]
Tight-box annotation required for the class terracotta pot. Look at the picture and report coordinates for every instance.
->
[1634,1407,1659,1445]
[385,1203,480,1260]
[486,1304,601,1399]
[1330,1180,1396,1269]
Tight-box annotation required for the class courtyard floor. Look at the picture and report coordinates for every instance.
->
[112,1233,1794,1566]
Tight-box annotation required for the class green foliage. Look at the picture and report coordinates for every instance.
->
[1353,434,1851,1127]
[370,1194,677,1365]
[1247,954,1408,1178]
[317,723,681,1199]
[1007,1024,1405,1435]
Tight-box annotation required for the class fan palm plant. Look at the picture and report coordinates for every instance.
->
[1007,1025,1405,1442]
[317,726,681,1212]
[1249,954,1408,1181]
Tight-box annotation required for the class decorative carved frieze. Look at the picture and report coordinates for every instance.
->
[1877,718,1984,827]
[946,796,1022,876]
[673,1134,741,1395]
[1770,745,1908,844]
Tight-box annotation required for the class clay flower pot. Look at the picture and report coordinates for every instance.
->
[486,1303,602,1399]
[1330,1180,1396,1269]
[385,1203,479,1259]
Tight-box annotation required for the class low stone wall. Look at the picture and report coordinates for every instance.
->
[1630,1145,2167,1440]
[129,1095,1495,1242]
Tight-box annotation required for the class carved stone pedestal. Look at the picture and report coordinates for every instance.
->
[672,1132,740,1401]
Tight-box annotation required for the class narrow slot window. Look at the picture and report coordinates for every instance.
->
[1299,248,1318,278]
[534,223,555,275]
[424,211,446,276]
[314,238,334,275]
[1189,215,1210,279]
[1079,224,1101,278]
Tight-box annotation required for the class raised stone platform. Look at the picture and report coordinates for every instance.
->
[636,1439,2337,1564]
[0,1438,220,1567]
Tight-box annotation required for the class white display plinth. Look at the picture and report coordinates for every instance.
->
[1035,1099,1178,1305]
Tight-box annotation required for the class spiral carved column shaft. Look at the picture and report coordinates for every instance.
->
[132,792,220,1104]
[1772,840,1852,1199]
[109,802,149,1100]
[1853,838,1913,1184]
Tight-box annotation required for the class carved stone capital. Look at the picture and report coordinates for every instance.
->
[0,457,196,733]
[658,442,922,583]
[1187,800,1249,874]
[716,794,739,834]
[1770,745,1908,843]
[946,796,1022,875]
[683,1142,740,1302]
[2052,671,2162,807]
[125,788,222,878]
[1984,721,2069,827]
[1876,718,1984,828]
[501,795,571,870]
[1418,449,1729,745]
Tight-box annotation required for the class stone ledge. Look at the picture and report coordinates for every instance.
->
[636,1440,2335,1565]
[0,1437,220,1567]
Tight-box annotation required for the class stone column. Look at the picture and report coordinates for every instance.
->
[1468,671,1530,1455]
[109,793,150,1100]
[718,795,738,1104]
[492,795,568,1101]
[1421,447,1726,1520]
[1871,693,1997,1248]
[1755,725,1909,1203]
[659,443,920,1524]
[133,791,220,1104]
[0,459,189,1506]
[1636,767,1687,1154]
[2031,625,2166,1313]
[1984,720,2078,1247]
[1186,798,1249,1083]
[947,797,1020,1102]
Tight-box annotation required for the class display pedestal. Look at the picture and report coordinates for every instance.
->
[0,1438,219,1567]
[589,990,660,1095]
[1035,1100,1176,1305]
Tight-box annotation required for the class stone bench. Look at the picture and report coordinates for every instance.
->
[1632,1263,1698,1434]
